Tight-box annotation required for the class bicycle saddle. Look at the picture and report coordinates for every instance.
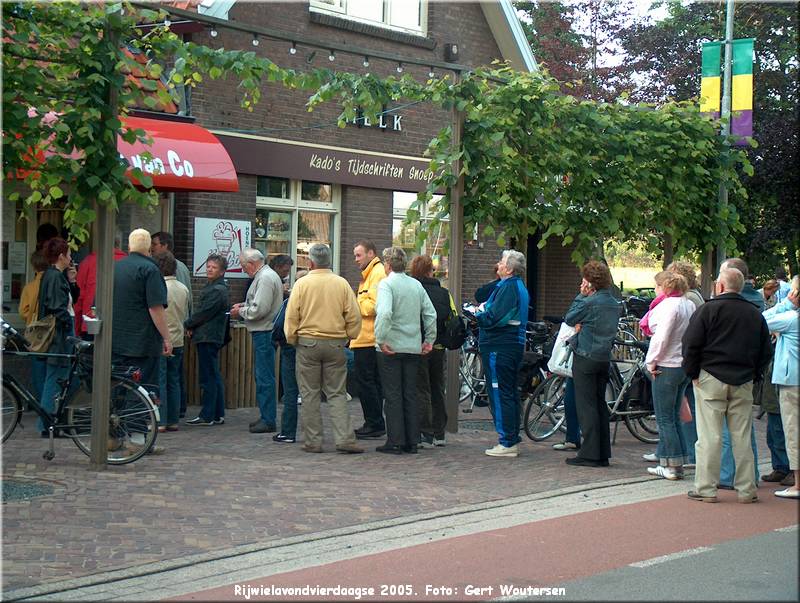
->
[67,336,92,352]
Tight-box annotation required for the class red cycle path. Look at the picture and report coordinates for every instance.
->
[175,487,798,601]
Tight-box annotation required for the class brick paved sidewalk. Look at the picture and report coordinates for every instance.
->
[1,400,770,593]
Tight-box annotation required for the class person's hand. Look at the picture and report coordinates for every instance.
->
[692,379,699,388]
[66,265,77,284]
[647,363,661,377]
[162,340,174,356]
[579,278,595,297]
[574,323,582,333]
[380,343,395,355]
[789,289,799,308]
[421,342,433,355]
[230,304,241,319]
[186,329,193,339]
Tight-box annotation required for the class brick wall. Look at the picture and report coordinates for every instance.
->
[535,239,582,320]
[339,185,393,286]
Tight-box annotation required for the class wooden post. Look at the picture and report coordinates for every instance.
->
[89,18,120,469]
[445,72,465,434]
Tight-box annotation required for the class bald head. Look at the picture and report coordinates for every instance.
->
[717,267,744,294]
[721,257,749,279]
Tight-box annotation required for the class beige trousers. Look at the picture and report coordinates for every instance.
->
[295,337,356,448]
[694,369,756,499]
[778,385,799,470]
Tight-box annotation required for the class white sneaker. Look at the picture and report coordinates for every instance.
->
[553,441,579,451]
[642,452,657,462]
[433,436,446,447]
[647,465,681,481]
[346,392,352,401]
[485,443,519,457]
[684,462,696,469]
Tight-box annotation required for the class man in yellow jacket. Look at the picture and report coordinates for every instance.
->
[351,240,387,439]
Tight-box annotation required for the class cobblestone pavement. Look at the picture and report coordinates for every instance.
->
[1,400,770,593]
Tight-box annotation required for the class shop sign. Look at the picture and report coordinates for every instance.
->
[217,133,442,193]
[350,107,403,131]
[192,217,251,279]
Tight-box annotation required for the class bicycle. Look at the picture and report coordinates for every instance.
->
[523,338,659,444]
[2,320,160,464]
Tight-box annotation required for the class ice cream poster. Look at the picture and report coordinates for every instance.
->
[192,217,252,278]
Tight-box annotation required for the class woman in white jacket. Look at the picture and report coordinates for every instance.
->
[644,272,696,480]
[763,277,799,498]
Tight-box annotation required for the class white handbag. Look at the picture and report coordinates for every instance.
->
[547,322,577,378]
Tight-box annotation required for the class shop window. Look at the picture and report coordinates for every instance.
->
[310,0,426,35]
[257,176,290,199]
[256,178,341,279]
[391,191,448,287]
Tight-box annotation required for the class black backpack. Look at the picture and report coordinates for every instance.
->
[439,311,467,350]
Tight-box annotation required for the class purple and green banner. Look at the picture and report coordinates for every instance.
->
[731,38,754,141]
[700,38,754,144]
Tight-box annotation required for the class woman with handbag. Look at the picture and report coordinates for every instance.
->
[644,272,696,480]
[563,260,621,467]
[35,238,75,436]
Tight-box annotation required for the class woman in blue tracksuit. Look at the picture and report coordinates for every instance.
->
[476,250,530,458]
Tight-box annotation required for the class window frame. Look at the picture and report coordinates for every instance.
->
[256,179,342,279]
[309,0,427,36]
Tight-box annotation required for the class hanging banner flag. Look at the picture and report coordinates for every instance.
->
[700,41,722,117]
[731,38,754,142]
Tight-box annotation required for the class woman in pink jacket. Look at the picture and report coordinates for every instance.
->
[644,272,696,480]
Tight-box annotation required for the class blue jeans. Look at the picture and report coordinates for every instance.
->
[766,412,790,473]
[39,363,71,432]
[652,366,690,467]
[482,347,523,448]
[31,357,47,403]
[252,331,276,425]
[279,345,299,438]
[720,419,759,486]
[159,348,183,426]
[196,343,225,421]
[564,377,581,445]
[681,384,698,464]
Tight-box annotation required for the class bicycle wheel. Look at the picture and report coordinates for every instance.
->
[623,398,659,444]
[2,381,22,442]
[523,374,566,441]
[459,348,485,406]
[67,378,158,464]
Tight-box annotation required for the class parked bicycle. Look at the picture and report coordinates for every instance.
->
[2,319,160,464]
[523,338,658,445]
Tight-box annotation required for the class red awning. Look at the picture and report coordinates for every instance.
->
[10,115,238,193]
[120,116,238,192]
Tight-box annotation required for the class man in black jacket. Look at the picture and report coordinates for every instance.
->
[682,267,772,503]
[185,254,230,426]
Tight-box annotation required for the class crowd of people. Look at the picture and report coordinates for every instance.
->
[16,226,799,498]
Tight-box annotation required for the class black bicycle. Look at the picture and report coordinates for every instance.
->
[2,320,159,464]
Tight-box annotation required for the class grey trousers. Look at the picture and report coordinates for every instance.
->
[295,337,356,448]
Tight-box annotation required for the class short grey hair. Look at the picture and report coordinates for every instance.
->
[240,248,264,265]
[382,246,407,273]
[718,267,744,293]
[502,249,526,277]
[308,243,331,268]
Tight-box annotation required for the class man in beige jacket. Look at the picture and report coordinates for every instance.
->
[284,244,363,454]
[351,240,387,439]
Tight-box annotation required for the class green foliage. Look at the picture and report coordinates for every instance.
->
[2,2,752,269]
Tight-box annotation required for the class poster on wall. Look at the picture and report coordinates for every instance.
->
[193,217,251,279]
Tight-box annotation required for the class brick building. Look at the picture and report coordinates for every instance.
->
[0,0,580,333]
[168,0,580,317]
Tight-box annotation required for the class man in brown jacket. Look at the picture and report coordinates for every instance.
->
[284,244,363,454]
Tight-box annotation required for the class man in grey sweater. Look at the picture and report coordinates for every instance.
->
[232,248,283,433]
